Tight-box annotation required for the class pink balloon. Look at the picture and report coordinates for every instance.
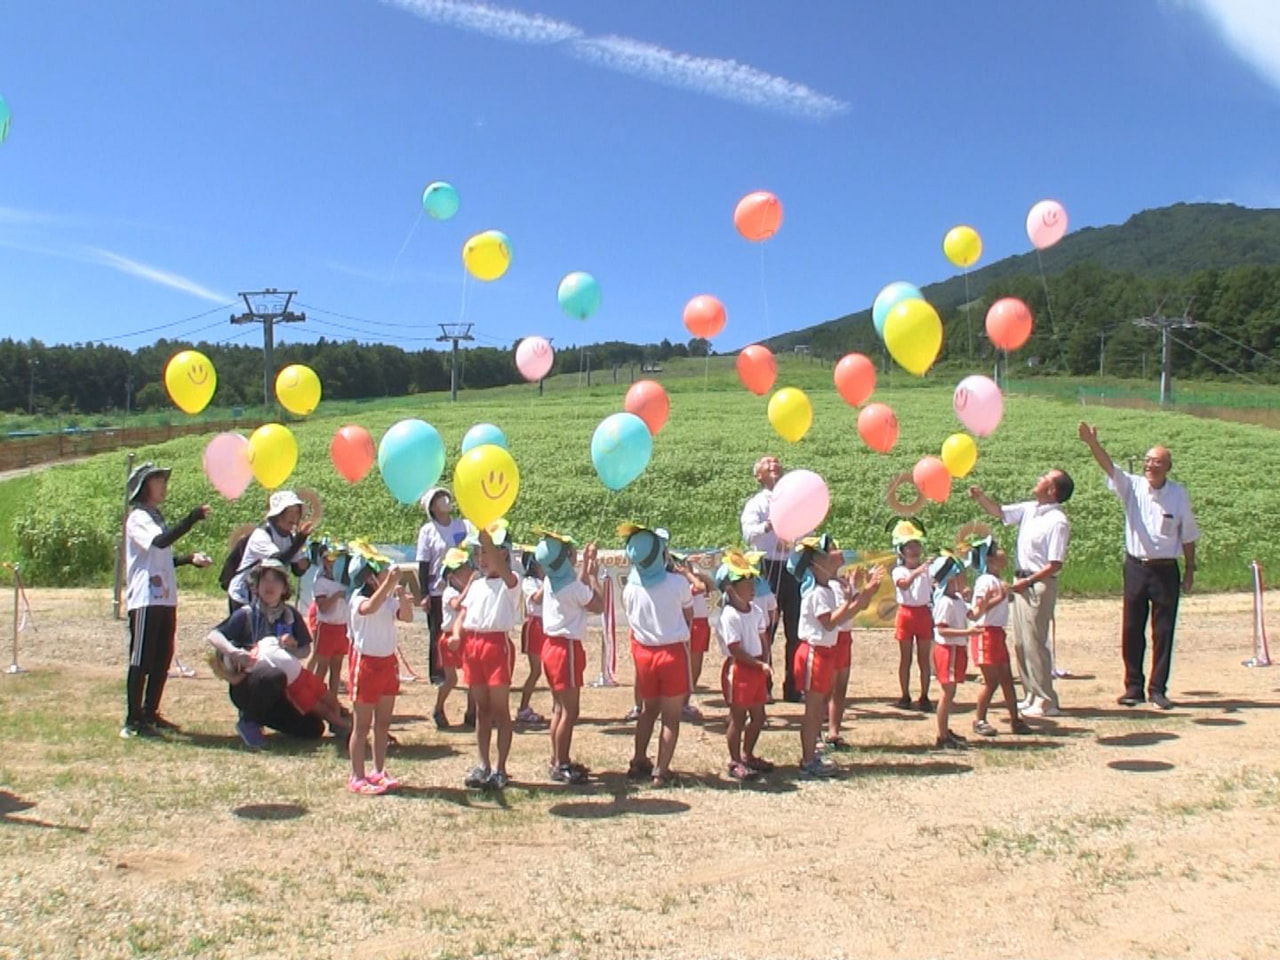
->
[203,432,252,500]
[515,335,554,382]
[953,375,1004,437]
[1026,199,1068,250]
[768,469,831,543]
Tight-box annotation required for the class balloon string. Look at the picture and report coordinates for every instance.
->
[759,245,772,341]
[390,210,423,277]
[458,267,470,323]
[1034,248,1064,365]
[963,268,973,360]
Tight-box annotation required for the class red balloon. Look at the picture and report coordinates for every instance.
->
[330,424,376,484]
[683,295,726,339]
[733,191,784,242]
[833,353,876,406]
[913,456,952,503]
[986,297,1034,351]
[736,344,777,396]
[856,403,898,454]
[624,379,670,436]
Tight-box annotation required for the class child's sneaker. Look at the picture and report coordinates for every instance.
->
[972,720,998,737]
[367,770,401,791]
[348,776,386,796]
[235,718,267,750]
[464,765,491,788]
[488,769,510,790]
[916,697,934,713]
[681,703,703,721]
[800,757,836,779]
[432,709,450,730]
[744,754,775,773]
[516,707,544,724]
[623,706,641,722]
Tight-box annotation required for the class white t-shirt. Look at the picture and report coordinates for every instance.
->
[718,602,765,659]
[521,576,544,617]
[892,563,932,607]
[1001,501,1070,575]
[740,488,787,561]
[461,576,522,633]
[250,636,305,684]
[1107,471,1199,560]
[971,573,1009,628]
[416,518,468,596]
[350,598,399,657]
[798,584,838,648]
[312,573,349,625]
[933,594,970,647]
[542,579,594,640]
[623,573,693,647]
[691,587,709,619]
[125,507,176,611]
[441,584,463,634]
[229,524,299,605]
[755,582,778,616]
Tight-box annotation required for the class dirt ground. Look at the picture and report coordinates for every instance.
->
[1,588,1278,960]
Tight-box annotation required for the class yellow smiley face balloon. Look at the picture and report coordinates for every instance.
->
[462,229,512,282]
[453,443,519,528]
[164,349,217,415]
[247,423,298,490]
[275,363,322,416]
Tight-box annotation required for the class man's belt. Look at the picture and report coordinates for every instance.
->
[1127,554,1178,567]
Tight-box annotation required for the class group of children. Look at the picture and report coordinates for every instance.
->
[208,482,1040,795]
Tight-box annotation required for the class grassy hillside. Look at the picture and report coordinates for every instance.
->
[3,355,1277,595]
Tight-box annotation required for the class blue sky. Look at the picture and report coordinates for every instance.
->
[2,0,1279,354]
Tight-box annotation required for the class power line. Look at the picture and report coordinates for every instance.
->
[1167,332,1261,384]
[1196,322,1279,368]
[307,317,441,343]
[87,302,238,343]
[293,301,430,331]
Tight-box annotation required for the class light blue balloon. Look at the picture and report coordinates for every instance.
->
[591,412,652,492]
[872,281,922,339]
[461,422,508,454]
[558,271,602,321]
[0,97,10,145]
[422,181,459,221]
[378,419,445,505]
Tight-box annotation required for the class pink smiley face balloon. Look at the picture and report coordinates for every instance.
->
[515,336,554,382]
[1026,199,1068,250]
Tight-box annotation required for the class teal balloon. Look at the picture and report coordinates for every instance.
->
[0,97,9,145]
[591,412,652,491]
[872,281,922,339]
[461,422,508,454]
[422,181,459,221]
[378,419,445,505]
[558,271,602,321]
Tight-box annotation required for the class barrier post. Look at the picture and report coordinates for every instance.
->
[6,563,25,675]
[1244,560,1272,668]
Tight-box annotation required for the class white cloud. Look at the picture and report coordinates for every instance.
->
[380,0,581,44]
[0,206,73,226]
[569,34,848,120]
[1183,0,1280,91]
[84,248,229,303]
[379,0,848,120]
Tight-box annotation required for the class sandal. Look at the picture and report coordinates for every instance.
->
[727,761,755,781]
[368,770,401,790]
[348,776,387,796]
[744,755,775,773]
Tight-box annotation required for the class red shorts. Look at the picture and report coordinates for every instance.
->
[285,668,328,715]
[351,652,399,705]
[721,658,767,708]
[895,605,933,643]
[542,636,586,692]
[794,642,835,696]
[630,634,691,701]
[834,631,852,672]
[438,628,465,670]
[690,617,711,654]
[315,621,350,658]
[971,626,1009,667]
[521,617,546,658]
[932,643,969,685]
[463,630,515,688]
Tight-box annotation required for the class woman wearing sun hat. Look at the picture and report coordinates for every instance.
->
[121,461,211,738]
[225,490,315,613]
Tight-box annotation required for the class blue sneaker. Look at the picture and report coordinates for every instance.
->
[235,718,267,750]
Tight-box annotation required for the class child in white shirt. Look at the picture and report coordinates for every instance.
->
[967,540,1031,738]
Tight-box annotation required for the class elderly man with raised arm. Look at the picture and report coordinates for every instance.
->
[1078,422,1199,710]
[969,469,1074,718]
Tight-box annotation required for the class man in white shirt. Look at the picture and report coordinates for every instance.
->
[1079,423,1199,710]
[739,456,802,701]
[969,468,1073,717]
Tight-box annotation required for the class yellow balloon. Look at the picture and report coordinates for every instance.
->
[943,225,982,268]
[247,423,298,490]
[454,443,520,528]
[767,387,813,443]
[884,298,943,377]
[940,433,978,478]
[275,364,322,416]
[164,349,217,415]
[462,229,512,281]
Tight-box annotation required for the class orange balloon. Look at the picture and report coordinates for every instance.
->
[683,295,726,339]
[913,456,952,503]
[736,344,777,396]
[733,191,784,242]
[856,403,898,454]
[833,353,876,406]
[986,297,1034,351]
[331,424,376,484]
[624,379,670,436]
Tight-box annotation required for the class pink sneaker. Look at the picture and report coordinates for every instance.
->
[348,776,386,796]
[367,770,401,791]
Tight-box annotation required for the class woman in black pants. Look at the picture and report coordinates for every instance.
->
[121,462,211,738]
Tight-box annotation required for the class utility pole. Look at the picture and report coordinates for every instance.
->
[125,372,134,417]
[436,323,474,402]
[27,357,38,414]
[1097,329,1107,377]
[1129,299,1194,406]
[231,289,306,406]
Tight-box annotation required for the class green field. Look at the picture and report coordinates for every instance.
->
[2,355,1276,594]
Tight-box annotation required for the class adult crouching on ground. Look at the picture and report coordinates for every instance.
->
[740,456,802,702]
[969,468,1073,718]
[225,490,314,614]
[121,461,211,738]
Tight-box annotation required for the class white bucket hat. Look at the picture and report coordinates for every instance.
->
[266,490,305,519]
